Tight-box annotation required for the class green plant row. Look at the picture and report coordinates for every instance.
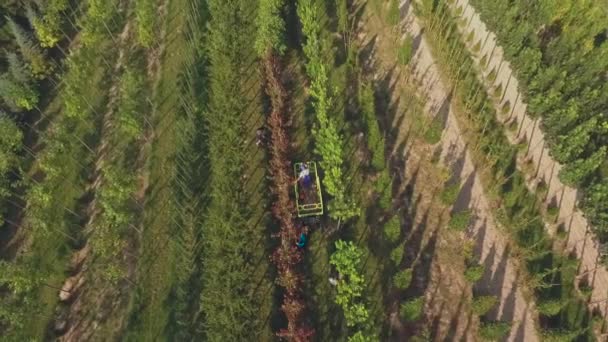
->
[297,0,358,221]
[0,1,125,337]
[415,0,594,338]
[197,0,273,339]
[467,0,608,240]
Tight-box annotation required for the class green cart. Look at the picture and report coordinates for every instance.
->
[294,162,324,217]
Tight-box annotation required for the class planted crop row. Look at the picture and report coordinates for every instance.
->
[297,0,358,221]
[197,0,273,339]
[255,0,313,338]
[416,0,595,338]
[466,0,608,240]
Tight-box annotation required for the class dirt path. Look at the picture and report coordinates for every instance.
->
[359,1,540,340]
[451,0,608,322]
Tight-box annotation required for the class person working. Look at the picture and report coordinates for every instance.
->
[296,163,312,188]
[296,232,307,248]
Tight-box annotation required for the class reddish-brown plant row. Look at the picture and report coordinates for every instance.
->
[263,53,315,341]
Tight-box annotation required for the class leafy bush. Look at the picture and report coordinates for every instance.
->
[135,0,156,47]
[387,0,400,26]
[390,245,404,265]
[464,264,484,283]
[537,298,566,316]
[330,240,371,327]
[376,170,393,209]
[479,321,511,341]
[383,216,401,243]
[359,82,385,171]
[398,35,414,66]
[440,182,460,205]
[472,295,497,315]
[449,210,471,231]
[393,268,413,289]
[423,118,443,144]
[400,296,424,322]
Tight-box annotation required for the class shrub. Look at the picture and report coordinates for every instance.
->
[501,101,511,116]
[440,183,460,205]
[466,30,475,43]
[423,118,443,144]
[400,296,424,322]
[393,268,413,289]
[398,35,414,66]
[480,54,488,69]
[448,210,471,231]
[479,321,511,341]
[541,329,581,342]
[493,83,503,98]
[383,216,401,243]
[376,170,392,210]
[472,295,497,315]
[487,67,497,83]
[537,298,566,317]
[390,245,404,265]
[472,40,482,53]
[387,0,400,26]
[464,264,484,283]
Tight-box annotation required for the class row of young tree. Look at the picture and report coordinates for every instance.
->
[467,0,608,240]
[197,0,273,339]
[416,0,596,338]
[297,0,358,221]
[256,0,315,339]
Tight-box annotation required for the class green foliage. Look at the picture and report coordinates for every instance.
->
[135,0,156,47]
[440,182,460,205]
[359,82,385,171]
[387,0,400,26]
[558,147,606,186]
[398,35,414,66]
[541,329,582,342]
[116,69,144,140]
[81,0,118,46]
[29,0,68,47]
[423,117,443,144]
[472,39,481,53]
[254,0,286,55]
[449,210,471,231]
[471,295,497,315]
[469,0,608,236]
[383,215,401,243]
[399,296,424,322]
[298,0,358,221]
[393,268,413,289]
[537,298,566,316]
[0,52,39,111]
[375,169,393,209]
[390,245,404,265]
[478,321,511,341]
[464,264,484,283]
[6,16,49,77]
[330,240,369,326]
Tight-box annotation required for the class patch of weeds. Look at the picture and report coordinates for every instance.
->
[398,35,414,66]
[423,118,443,144]
[440,182,460,205]
[448,210,471,231]
[383,215,401,243]
[393,268,413,289]
[472,295,497,315]
[479,321,511,341]
[390,244,404,265]
[400,296,424,322]
[464,264,484,283]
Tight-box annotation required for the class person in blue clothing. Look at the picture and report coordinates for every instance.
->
[296,226,309,248]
